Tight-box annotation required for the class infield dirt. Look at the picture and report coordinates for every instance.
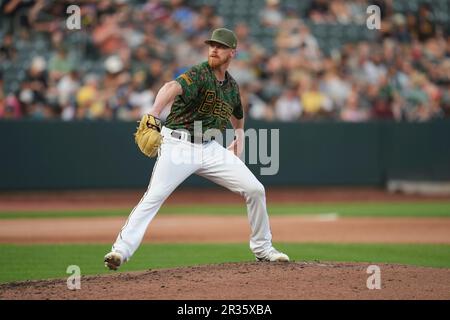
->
[0,187,448,211]
[1,188,449,300]
[1,262,450,300]
[1,216,450,244]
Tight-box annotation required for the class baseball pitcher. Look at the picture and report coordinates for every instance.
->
[104,28,289,270]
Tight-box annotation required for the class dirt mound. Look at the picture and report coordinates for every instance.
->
[1,262,449,300]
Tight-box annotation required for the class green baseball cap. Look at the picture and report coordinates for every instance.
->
[205,28,238,49]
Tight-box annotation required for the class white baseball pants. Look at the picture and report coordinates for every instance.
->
[112,126,274,261]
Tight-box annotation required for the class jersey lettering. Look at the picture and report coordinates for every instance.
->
[199,90,216,114]
[220,101,233,120]
[199,91,234,121]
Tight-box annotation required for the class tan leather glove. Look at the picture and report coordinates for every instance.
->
[134,114,162,158]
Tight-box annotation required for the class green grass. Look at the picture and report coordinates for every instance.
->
[0,202,449,219]
[0,243,449,284]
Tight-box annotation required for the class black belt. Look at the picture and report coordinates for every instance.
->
[170,131,215,144]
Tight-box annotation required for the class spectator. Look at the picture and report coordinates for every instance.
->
[145,59,166,90]
[319,67,351,110]
[416,3,436,42]
[0,33,17,61]
[1,94,22,119]
[19,56,48,116]
[57,71,80,121]
[103,55,130,95]
[143,0,171,22]
[260,73,284,102]
[392,14,412,43]
[330,0,352,24]
[348,0,368,25]
[274,84,302,122]
[362,52,387,85]
[233,22,254,62]
[372,96,394,120]
[0,0,448,123]
[131,46,151,75]
[402,72,430,121]
[112,85,136,121]
[308,0,332,23]
[248,95,271,121]
[340,88,369,122]
[170,0,196,34]
[228,23,260,86]
[372,0,394,21]
[92,13,128,57]
[228,59,257,86]
[48,47,76,82]
[129,71,155,118]
[259,0,284,28]
[0,72,4,117]
[300,79,333,119]
[276,21,321,62]
[76,74,105,119]
[442,84,450,117]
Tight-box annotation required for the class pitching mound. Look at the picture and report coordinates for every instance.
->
[1,262,450,300]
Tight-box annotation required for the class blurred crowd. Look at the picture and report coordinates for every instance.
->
[0,0,449,122]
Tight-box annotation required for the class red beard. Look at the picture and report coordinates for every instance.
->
[208,55,229,68]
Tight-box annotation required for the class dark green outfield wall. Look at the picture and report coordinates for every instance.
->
[1,120,449,190]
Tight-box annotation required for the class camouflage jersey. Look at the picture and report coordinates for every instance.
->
[165,61,244,135]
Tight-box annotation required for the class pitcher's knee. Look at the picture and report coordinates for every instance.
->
[245,182,265,199]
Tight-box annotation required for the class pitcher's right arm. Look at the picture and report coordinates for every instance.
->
[150,81,183,117]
